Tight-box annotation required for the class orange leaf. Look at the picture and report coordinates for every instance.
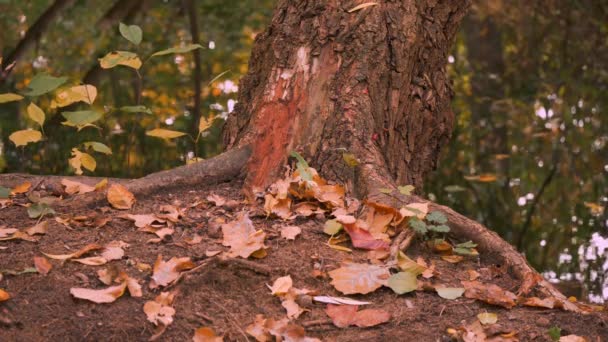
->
[193,327,223,342]
[325,304,390,328]
[34,256,52,275]
[107,184,135,210]
[0,289,10,302]
[11,182,31,195]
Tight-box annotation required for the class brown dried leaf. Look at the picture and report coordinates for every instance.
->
[144,291,176,327]
[34,256,52,275]
[107,184,135,210]
[206,194,226,207]
[462,281,517,309]
[280,226,301,240]
[120,214,165,228]
[150,255,195,288]
[70,282,127,304]
[25,221,48,236]
[42,243,103,260]
[246,314,320,342]
[221,213,266,258]
[328,263,390,295]
[325,304,390,328]
[61,179,95,195]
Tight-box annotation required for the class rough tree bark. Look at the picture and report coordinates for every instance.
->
[216,0,575,306]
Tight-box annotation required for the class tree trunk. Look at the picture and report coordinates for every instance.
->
[224,0,468,196]
[218,0,579,309]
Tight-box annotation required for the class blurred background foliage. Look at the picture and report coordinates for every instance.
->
[0,0,606,302]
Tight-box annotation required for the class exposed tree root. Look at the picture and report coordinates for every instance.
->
[358,163,582,312]
[0,146,580,312]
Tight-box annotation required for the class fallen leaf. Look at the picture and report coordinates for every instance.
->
[521,296,557,309]
[25,221,48,236]
[42,244,103,260]
[193,327,223,342]
[387,271,418,295]
[70,282,127,303]
[11,182,31,195]
[462,281,517,309]
[207,194,226,206]
[325,304,390,328]
[0,289,10,302]
[559,335,586,342]
[280,226,301,240]
[269,275,293,296]
[107,184,135,210]
[441,255,464,263]
[329,263,390,295]
[221,213,266,258]
[324,219,343,235]
[245,314,320,342]
[120,214,166,228]
[61,179,95,195]
[150,255,195,288]
[144,291,177,326]
[436,287,465,300]
[33,256,52,275]
[348,2,379,13]
[396,252,428,276]
[313,296,371,306]
[343,224,389,250]
[477,312,498,325]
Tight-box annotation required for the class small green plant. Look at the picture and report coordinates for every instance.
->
[548,326,561,341]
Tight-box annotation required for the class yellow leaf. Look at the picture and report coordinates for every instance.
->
[9,130,42,147]
[348,2,379,12]
[27,102,45,126]
[198,115,216,134]
[146,128,187,139]
[11,181,31,195]
[99,51,142,69]
[0,93,23,104]
[51,85,97,108]
[95,178,108,191]
[68,148,96,175]
[477,312,498,325]
[107,184,135,210]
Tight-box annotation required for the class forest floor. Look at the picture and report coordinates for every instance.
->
[0,173,607,342]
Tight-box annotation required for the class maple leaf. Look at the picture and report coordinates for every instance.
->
[328,263,390,295]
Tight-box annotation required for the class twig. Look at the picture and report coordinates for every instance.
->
[390,228,415,259]
[302,319,333,327]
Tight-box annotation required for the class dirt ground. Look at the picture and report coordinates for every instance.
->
[0,175,606,341]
